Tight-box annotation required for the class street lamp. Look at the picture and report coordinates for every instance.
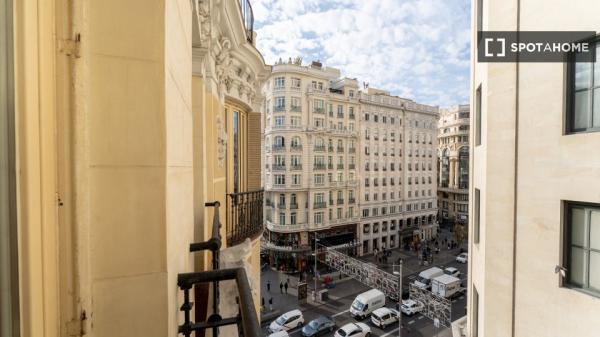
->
[313,237,319,301]
[393,261,403,337]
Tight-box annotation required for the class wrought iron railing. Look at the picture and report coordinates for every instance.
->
[177,201,260,337]
[227,189,264,246]
[239,0,254,43]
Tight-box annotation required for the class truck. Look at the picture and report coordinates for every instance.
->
[413,267,444,290]
[349,289,386,320]
[431,274,462,298]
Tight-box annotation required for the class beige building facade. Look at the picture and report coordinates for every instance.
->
[263,61,361,270]
[359,88,439,255]
[467,1,600,337]
[0,0,268,337]
[438,104,470,227]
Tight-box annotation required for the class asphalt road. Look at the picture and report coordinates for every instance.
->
[263,259,468,337]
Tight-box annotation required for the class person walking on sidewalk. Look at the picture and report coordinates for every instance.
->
[267,280,271,292]
[279,281,284,293]
[284,281,289,294]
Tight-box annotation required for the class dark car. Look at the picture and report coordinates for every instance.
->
[301,316,336,337]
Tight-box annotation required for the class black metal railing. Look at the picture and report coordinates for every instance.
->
[177,201,261,337]
[227,190,264,246]
[239,0,254,43]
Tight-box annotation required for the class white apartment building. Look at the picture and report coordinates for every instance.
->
[438,104,470,227]
[466,1,600,337]
[359,88,440,255]
[263,61,360,271]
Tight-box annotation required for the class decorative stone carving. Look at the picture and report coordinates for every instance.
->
[216,112,227,168]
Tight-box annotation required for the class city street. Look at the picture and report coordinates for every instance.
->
[261,229,468,337]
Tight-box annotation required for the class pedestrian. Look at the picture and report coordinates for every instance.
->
[284,281,288,294]
[267,280,271,292]
[269,297,273,311]
[279,281,283,293]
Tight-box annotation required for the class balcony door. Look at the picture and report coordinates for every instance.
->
[0,0,19,334]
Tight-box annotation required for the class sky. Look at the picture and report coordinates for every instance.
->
[252,0,471,107]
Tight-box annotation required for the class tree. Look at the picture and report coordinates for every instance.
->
[453,223,467,246]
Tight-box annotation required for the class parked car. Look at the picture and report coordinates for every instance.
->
[302,316,336,336]
[268,332,290,337]
[269,309,304,333]
[370,307,400,329]
[334,322,371,337]
[349,289,386,319]
[400,299,425,316]
[444,267,461,278]
[456,253,468,264]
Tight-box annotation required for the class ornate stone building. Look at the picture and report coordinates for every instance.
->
[263,61,360,271]
[437,104,470,227]
[1,0,268,336]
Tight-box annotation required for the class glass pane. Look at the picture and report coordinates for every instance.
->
[595,44,600,85]
[574,91,590,130]
[594,88,600,128]
[569,247,587,286]
[575,61,592,90]
[590,210,600,250]
[571,207,587,247]
[589,251,600,292]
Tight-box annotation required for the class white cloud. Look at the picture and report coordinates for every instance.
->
[253,0,471,106]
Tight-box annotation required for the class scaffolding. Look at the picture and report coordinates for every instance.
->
[408,284,452,327]
[318,244,401,301]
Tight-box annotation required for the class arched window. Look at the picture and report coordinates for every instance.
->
[441,149,450,188]
[458,147,469,189]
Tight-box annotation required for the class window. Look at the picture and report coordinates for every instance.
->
[567,40,600,133]
[314,99,325,112]
[563,202,600,294]
[474,188,481,244]
[314,212,324,225]
[274,174,286,185]
[314,174,324,185]
[475,85,482,145]
[291,97,301,111]
[292,174,301,185]
[274,77,285,89]
[275,96,285,110]
[279,212,286,226]
[290,116,301,126]
[290,213,297,225]
[291,77,301,88]
[275,116,285,126]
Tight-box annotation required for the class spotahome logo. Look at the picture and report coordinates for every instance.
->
[477,31,596,62]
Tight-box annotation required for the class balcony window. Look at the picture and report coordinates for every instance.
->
[567,39,600,133]
[274,96,285,112]
[274,76,285,89]
[563,202,600,295]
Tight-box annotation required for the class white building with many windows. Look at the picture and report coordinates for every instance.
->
[359,88,439,255]
[263,61,440,270]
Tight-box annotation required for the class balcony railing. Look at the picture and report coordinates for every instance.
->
[314,145,326,152]
[290,203,298,210]
[227,189,264,246]
[314,164,326,170]
[239,0,254,43]
[290,106,302,112]
[313,201,327,209]
[290,145,303,151]
[177,201,260,337]
[272,165,286,171]
[290,164,302,170]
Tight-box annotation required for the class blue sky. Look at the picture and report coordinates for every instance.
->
[253,0,471,107]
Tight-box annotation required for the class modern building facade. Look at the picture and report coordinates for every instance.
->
[263,61,361,271]
[467,1,600,337]
[0,0,268,336]
[359,88,439,255]
[438,104,470,227]
[262,61,440,268]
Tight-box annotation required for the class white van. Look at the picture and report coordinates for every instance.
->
[431,274,462,298]
[350,289,386,319]
[413,267,444,290]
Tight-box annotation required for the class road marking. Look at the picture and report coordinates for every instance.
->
[380,327,400,337]
[332,309,350,318]
[408,320,416,325]
[417,315,424,319]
